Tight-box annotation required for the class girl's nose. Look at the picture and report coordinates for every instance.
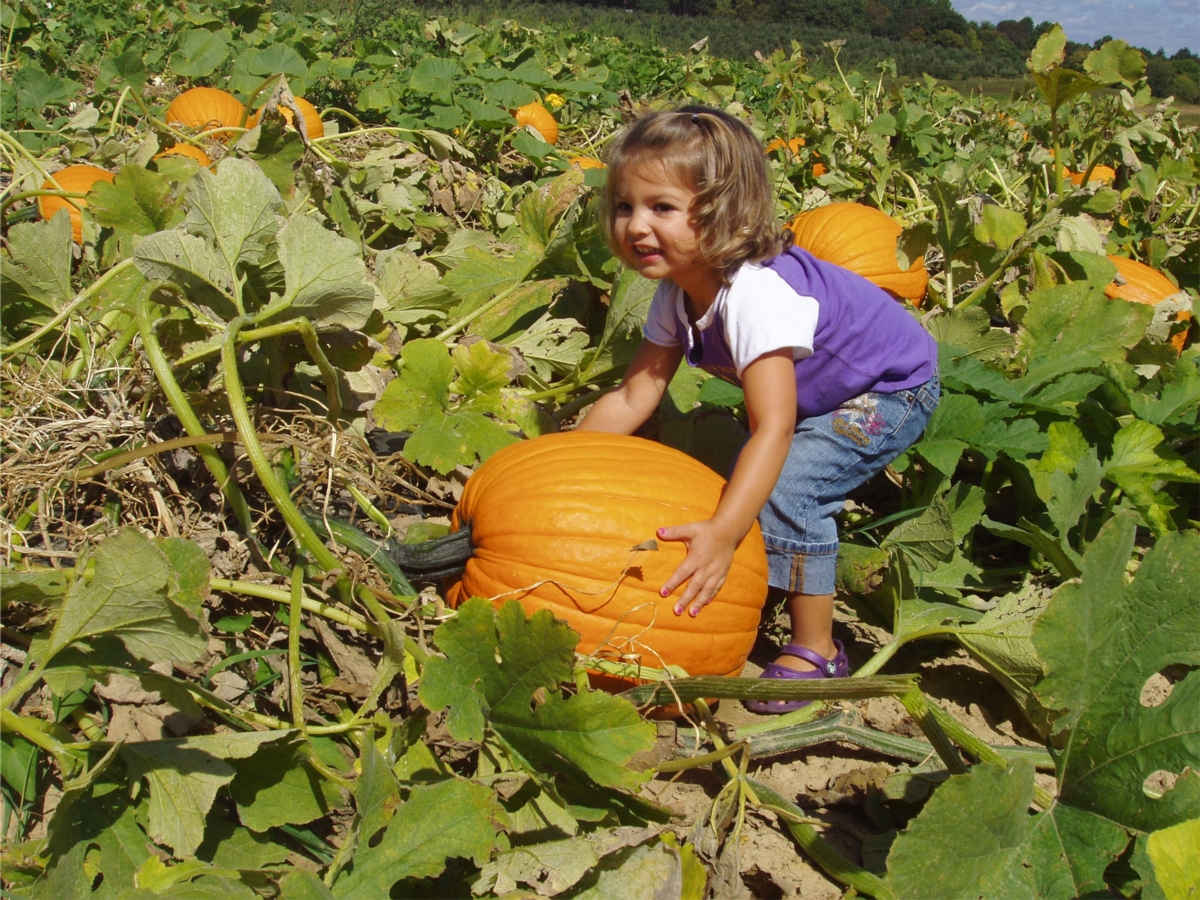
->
[627,205,651,235]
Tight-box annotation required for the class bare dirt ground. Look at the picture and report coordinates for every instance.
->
[640,605,1048,898]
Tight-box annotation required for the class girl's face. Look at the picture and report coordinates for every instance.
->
[611,165,706,286]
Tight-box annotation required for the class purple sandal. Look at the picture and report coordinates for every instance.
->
[744,641,851,714]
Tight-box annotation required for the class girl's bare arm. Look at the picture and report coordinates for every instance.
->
[658,348,796,614]
[576,339,683,434]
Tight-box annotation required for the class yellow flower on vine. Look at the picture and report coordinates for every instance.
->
[544,93,565,109]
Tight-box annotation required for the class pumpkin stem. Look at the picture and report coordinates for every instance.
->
[385,525,475,578]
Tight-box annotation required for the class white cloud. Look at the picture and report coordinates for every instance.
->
[950,0,1199,54]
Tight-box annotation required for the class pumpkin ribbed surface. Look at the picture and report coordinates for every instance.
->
[248,97,324,139]
[1105,256,1190,353]
[444,432,769,679]
[38,165,115,243]
[514,102,558,145]
[164,87,245,140]
[786,202,928,303]
[1104,256,1180,305]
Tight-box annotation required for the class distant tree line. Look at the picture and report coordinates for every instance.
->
[410,0,1197,95]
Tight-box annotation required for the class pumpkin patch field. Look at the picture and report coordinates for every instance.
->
[2,1,1198,896]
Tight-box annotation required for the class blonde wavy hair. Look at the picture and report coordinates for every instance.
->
[602,105,784,282]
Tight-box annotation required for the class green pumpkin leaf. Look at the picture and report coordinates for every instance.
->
[1084,39,1146,87]
[169,29,231,78]
[134,230,240,322]
[1103,420,1200,534]
[261,214,374,329]
[914,393,983,475]
[1,212,74,322]
[420,599,656,789]
[247,43,309,81]
[228,740,342,831]
[1033,514,1200,832]
[13,65,82,118]
[954,584,1053,736]
[886,759,1128,899]
[881,495,954,572]
[402,410,519,473]
[90,164,184,237]
[120,731,288,858]
[1019,284,1151,390]
[98,49,148,91]
[409,56,461,94]
[373,338,454,431]
[453,339,514,405]
[515,169,585,255]
[35,528,205,670]
[1145,819,1200,899]
[331,778,502,898]
[457,97,513,128]
[974,205,1026,251]
[184,158,281,274]
[442,246,536,319]
[482,79,537,108]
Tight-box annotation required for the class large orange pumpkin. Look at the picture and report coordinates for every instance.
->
[514,102,558,145]
[1105,255,1190,352]
[37,165,115,243]
[248,96,324,139]
[164,87,246,141]
[786,202,928,303]
[444,432,769,681]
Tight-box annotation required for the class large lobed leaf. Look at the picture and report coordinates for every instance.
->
[331,778,504,898]
[419,599,656,790]
[34,527,206,670]
[886,514,1200,897]
[1034,514,1200,832]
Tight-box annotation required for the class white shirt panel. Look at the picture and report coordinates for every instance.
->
[642,264,819,376]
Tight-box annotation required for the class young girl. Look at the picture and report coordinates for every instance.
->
[576,106,939,713]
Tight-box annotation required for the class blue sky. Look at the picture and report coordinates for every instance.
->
[949,0,1199,55]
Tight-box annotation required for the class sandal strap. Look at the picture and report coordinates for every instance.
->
[779,642,842,677]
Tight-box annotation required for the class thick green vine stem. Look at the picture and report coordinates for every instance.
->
[138,283,254,533]
[221,316,341,575]
[898,687,969,775]
[289,568,307,732]
[621,673,918,706]
[748,777,898,900]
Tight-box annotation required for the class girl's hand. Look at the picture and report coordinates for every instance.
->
[656,520,739,617]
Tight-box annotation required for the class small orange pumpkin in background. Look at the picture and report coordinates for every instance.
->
[444,432,769,686]
[567,155,605,170]
[164,87,246,141]
[1062,164,1116,186]
[786,202,928,304]
[247,96,324,139]
[514,102,558,145]
[153,143,212,166]
[1105,255,1191,353]
[812,162,828,177]
[37,165,115,243]
[765,136,805,155]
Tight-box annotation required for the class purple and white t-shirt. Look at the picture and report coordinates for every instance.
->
[643,246,938,419]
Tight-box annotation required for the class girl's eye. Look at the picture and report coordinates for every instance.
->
[614,202,632,215]
[655,202,678,213]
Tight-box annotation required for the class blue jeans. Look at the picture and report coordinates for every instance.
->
[757,377,940,595]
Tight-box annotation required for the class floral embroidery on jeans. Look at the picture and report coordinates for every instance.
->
[830,394,885,446]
